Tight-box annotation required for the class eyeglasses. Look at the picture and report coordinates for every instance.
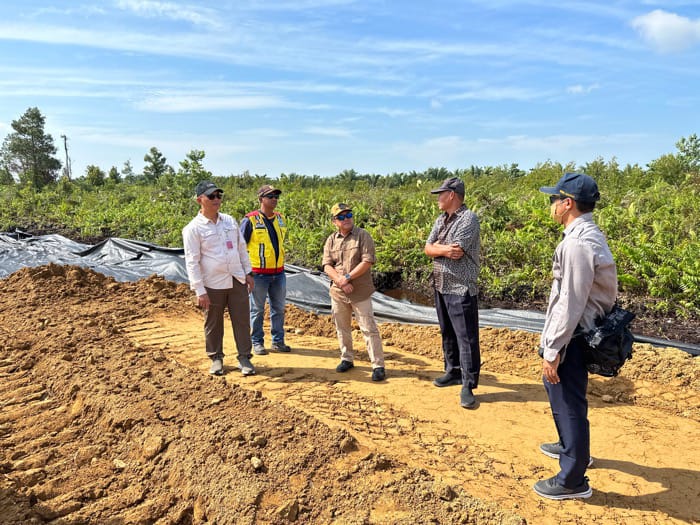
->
[207,192,223,200]
[263,194,279,199]
[335,212,353,220]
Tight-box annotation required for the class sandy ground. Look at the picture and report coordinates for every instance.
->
[1,264,699,524]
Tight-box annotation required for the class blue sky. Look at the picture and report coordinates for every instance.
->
[1,1,699,179]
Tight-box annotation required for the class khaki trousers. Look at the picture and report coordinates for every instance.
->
[331,296,384,368]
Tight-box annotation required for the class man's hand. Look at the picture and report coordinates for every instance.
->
[446,243,464,260]
[198,293,211,310]
[246,274,255,293]
[542,353,561,384]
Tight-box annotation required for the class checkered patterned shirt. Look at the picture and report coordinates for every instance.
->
[426,205,480,296]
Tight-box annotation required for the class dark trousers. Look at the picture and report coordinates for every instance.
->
[544,335,590,488]
[435,291,480,389]
[204,279,252,360]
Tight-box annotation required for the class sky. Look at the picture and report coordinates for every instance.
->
[1,1,699,179]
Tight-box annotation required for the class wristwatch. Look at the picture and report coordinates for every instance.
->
[344,273,352,281]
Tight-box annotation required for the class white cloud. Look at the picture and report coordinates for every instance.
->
[303,126,353,138]
[135,93,290,112]
[445,86,550,102]
[631,10,700,53]
[115,0,222,29]
[566,83,600,95]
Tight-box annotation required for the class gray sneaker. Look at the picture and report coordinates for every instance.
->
[272,343,291,353]
[253,344,268,356]
[238,356,256,376]
[533,475,592,500]
[209,358,223,376]
[540,442,594,467]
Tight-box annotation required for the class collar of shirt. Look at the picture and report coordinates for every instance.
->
[562,212,593,237]
[195,211,220,225]
[334,225,356,238]
[441,204,467,221]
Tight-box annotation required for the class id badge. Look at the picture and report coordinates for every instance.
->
[226,239,234,250]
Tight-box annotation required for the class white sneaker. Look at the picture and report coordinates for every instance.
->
[238,356,256,376]
[209,358,223,376]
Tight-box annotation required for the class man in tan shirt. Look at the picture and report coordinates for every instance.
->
[322,203,385,381]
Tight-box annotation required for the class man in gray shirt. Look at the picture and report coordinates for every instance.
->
[535,172,617,500]
[425,177,481,409]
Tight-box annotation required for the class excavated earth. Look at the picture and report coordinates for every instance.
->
[0,264,698,524]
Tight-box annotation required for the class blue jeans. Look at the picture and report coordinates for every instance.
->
[250,272,287,346]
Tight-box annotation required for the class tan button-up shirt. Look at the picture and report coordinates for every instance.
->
[322,226,376,303]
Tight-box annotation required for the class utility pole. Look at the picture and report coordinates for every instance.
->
[60,134,72,180]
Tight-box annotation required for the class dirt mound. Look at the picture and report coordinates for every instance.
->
[1,264,699,524]
[0,265,522,524]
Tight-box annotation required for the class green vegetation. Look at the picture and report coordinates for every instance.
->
[1,108,698,316]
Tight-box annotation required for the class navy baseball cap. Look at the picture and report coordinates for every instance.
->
[540,172,600,202]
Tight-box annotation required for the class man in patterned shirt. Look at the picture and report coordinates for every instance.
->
[425,177,481,409]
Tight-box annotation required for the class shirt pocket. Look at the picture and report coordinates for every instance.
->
[201,230,221,252]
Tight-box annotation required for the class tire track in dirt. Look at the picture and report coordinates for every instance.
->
[121,309,700,525]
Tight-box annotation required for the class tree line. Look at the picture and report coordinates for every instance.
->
[1,107,699,316]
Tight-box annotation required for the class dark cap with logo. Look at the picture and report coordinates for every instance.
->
[331,203,352,217]
[195,181,223,197]
[257,184,282,198]
[539,172,600,202]
[430,177,465,197]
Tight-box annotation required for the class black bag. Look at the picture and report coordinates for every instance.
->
[583,304,635,377]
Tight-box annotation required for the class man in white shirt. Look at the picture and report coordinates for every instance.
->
[182,181,256,376]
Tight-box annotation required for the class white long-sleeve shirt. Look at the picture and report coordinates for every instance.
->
[182,212,252,297]
[539,213,617,362]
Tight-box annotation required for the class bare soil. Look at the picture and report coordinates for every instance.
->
[1,264,698,524]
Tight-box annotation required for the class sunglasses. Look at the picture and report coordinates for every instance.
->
[207,192,223,200]
[263,194,279,199]
[549,195,561,204]
[335,212,353,220]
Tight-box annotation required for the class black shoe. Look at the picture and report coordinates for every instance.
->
[539,442,594,467]
[371,367,386,381]
[272,343,291,353]
[533,475,592,500]
[433,372,462,387]
[460,387,476,409]
[336,360,354,373]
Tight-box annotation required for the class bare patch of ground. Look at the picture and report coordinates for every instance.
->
[1,264,698,524]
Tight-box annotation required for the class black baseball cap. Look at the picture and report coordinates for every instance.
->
[195,181,223,197]
[430,177,465,197]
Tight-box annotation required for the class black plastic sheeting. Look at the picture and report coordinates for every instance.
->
[2,232,698,356]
